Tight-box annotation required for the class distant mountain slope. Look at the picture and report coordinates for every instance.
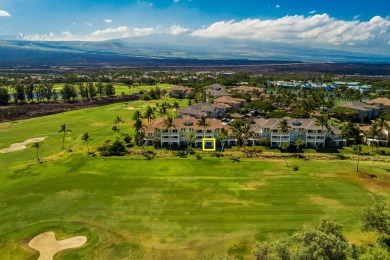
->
[0,34,389,67]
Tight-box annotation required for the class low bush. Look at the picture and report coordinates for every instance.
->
[98,140,127,156]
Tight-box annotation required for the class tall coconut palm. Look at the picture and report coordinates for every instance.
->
[341,121,360,146]
[82,132,92,153]
[368,123,380,151]
[295,138,305,155]
[315,114,330,148]
[143,105,156,125]
[354,144,362,172]
[31,142,40,162]
[241,121,255,150]
[277,118,290,133]
[219,128,229,152]
[280,142,289,167]
[132,110,142,121]
[172,101,181,117]
[114,116,124,132]
[164,116,176,149]
[58,124,72,149]
[133,119,146,147]
[158,102,170,119]
[197,115,210,140]
[186,133,195,153]
[375,115,389,146]
[230,119,245,147]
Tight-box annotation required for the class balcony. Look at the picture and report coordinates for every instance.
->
[161,138,180,142]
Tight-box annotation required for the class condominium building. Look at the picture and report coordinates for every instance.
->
[249,118,346,147]
[143,117,346,149]
[144,117,227,147]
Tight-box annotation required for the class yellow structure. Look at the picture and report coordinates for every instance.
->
[202,138,216,151]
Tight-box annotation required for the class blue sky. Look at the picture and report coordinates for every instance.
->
[0,0,389,54]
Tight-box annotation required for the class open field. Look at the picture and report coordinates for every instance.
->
[1,101,390,259]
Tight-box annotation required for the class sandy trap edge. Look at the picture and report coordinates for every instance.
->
[28,231,87,260]
[0,137,45,153]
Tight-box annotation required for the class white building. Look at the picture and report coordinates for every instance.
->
[249,118,346,148]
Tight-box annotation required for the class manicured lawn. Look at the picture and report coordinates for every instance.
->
[1,101,390,259]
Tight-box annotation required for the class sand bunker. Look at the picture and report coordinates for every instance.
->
[0,137,45,153]
[29,231,87,260]
[127,106,136,110]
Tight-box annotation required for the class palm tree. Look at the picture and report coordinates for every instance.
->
[133,119,146,147]
[186,133,195,153]
[58,124,72,149]
[31,142,40,162]
[277,118,290,133]
[172,101,180,117]
[368,123,380,151]
[354,144,362,172]
[82,132,92,153]
[159,102,170,119]
[295,138,305,155]
[341,122,360,146]
[132,110,142,121]
[143,106,156,125]
[164,116,176,149]
[241,121,255,150]
[315,114,330,148]
[219,128,229,152]
[277,118,290,147]
[197,115,210,140]
[280,142,289,167]
[230,119,245,147]
[114,116,124,132]
[260,137,270,148]
[375,115,389,146]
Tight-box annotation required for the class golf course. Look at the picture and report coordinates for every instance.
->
[1,100,390,259]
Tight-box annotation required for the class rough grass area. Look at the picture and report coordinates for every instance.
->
[1,100,390,259]
[1,156,389,259]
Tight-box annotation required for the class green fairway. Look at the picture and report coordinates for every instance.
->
[1,101,390,259]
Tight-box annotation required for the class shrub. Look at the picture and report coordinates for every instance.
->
[122,133,132,144]
[141,93,152,101]
[143,150,156,160]
[98,140,127,156]
[336,154,346,160]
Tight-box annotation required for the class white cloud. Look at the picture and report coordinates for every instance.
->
[353,14,361,20]
[0,10,11,17]
[19,31,76,41]
[309,10,316,14]
[174,0,179,3]
[168,25,189,35]
[104,19,112,23]
[85,22,93,26]
[91,26,128,37]
[133,27,155,36]
[276,5,280,8]
[191,14,390,49]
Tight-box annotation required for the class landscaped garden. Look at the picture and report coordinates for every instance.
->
[1,100,390,259]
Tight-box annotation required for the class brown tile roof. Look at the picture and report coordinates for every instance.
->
[339,101,377,111]
[144,117,225,133]
[214,96,245,104]
[230,86,264,93]
[368,98,390,107]
[253,117,334,131]
[170,85,192,91]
